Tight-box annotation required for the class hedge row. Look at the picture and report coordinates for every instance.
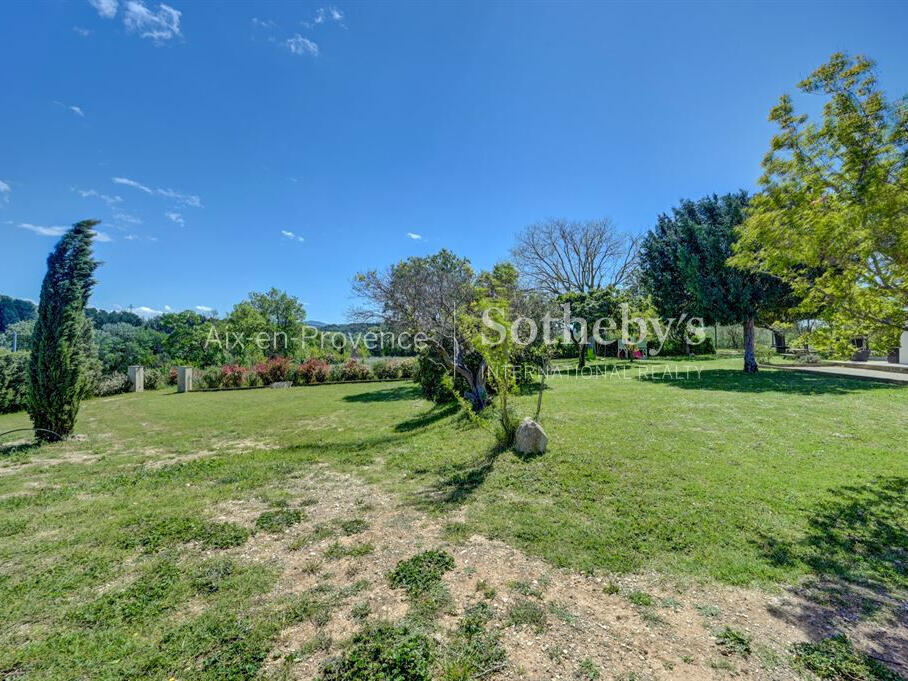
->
[194,357,416,390]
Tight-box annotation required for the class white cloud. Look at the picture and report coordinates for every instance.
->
[165,211,184,225]
[195,305,213,313]
[304,6,344,27]
[112,176,153,193]
[132,305,162,319]
[19,223,67,237]
[0,180,9,203]
[124,234,139,240]
[89,0,118,19]
[111,177,202,207]
[157,187,202,207]
[76,188,123,206]
[252,17,276,28]
[164,304,172,311]
[70,105,85,117]
[285,35,318,56]
[281,230,305,242]
[114,212,142,224]
[406,232,422,240]
[92,230,113,242]
[73,26,92,36]
[123,1,182,43]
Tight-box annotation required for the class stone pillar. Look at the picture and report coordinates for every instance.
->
[900,331,908,365]
[177,366,193,393]
[127,365,144,392]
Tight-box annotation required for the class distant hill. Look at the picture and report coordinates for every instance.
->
[0,295,37,332]
[306,320,328,328]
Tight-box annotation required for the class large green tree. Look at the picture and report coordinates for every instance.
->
[732,53,908,339]
[27,220,99,441]
[639,193,792,372]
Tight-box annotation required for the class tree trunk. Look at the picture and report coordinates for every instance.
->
[743,317,758,373]
[574,339,586,370]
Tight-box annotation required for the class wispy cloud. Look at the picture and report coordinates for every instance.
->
[165,211,184,226]
[124,234,140,240]
[53,100,87,118]
[113,211,143,225]
[164,304,172,311]
[19,223,67,237]
[122,1,182,43]
[89,0,118,19]
[251,17,276,29]
[93,230,113,242]
[195,305,214,313]
[0,180,10,203]
[73,26,92,37]
[303,5,345,28]
[285,35,318,56]
[112,176,153,193]
[281,230,305,242]
[157,187,202,207]
[75,188,123,206]
[111,177,202,207]
[406,232,422,240]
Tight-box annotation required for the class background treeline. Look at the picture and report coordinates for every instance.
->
[0,288,415,413]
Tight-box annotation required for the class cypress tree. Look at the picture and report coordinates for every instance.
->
[27,220,99,441]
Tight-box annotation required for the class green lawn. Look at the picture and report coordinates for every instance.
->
[1,358,906,678]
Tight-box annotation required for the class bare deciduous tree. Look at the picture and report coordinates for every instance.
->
[511,218,638,296]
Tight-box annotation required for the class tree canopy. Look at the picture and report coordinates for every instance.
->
[639,193,792,372]
[731,53,908,339]
[27,220,99,441]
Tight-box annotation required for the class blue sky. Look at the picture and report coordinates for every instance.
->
[3,0,907,322]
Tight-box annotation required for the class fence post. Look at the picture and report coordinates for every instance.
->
[127,366,144,392]
[177,366,193,393]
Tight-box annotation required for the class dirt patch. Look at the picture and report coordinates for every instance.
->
[209,470,906,681]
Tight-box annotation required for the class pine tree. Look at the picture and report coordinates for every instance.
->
[27,220,99,441]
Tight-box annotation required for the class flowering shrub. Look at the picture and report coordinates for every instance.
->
[95,372,130,397]
[297,358,331,385]
[254,356,292,384]
[373,358,418,380]
[338,359,373,382]
[220,364,248,388]
[397,358,416,379]
[143,368,164,390]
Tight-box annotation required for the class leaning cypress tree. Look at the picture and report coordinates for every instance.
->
[28,220,99,441]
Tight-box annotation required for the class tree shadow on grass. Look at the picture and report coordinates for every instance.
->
[641,368,902,395]
[755,477,908,674]
[393,402,459,433]
[414,448,501,512]
[342,385,423,403]
[0,440,43,457]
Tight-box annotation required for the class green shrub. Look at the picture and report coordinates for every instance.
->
[0,350,29,414]
[388,550,455,596]
[715,627,752,657]
[255,509,303,533]
[413,351,455,402]
[792,635,901,680]
[143,367,164,390]
[319,622,434,681]
[371,360,400,380]
[199,366,223,389]
[94,372,129,397]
